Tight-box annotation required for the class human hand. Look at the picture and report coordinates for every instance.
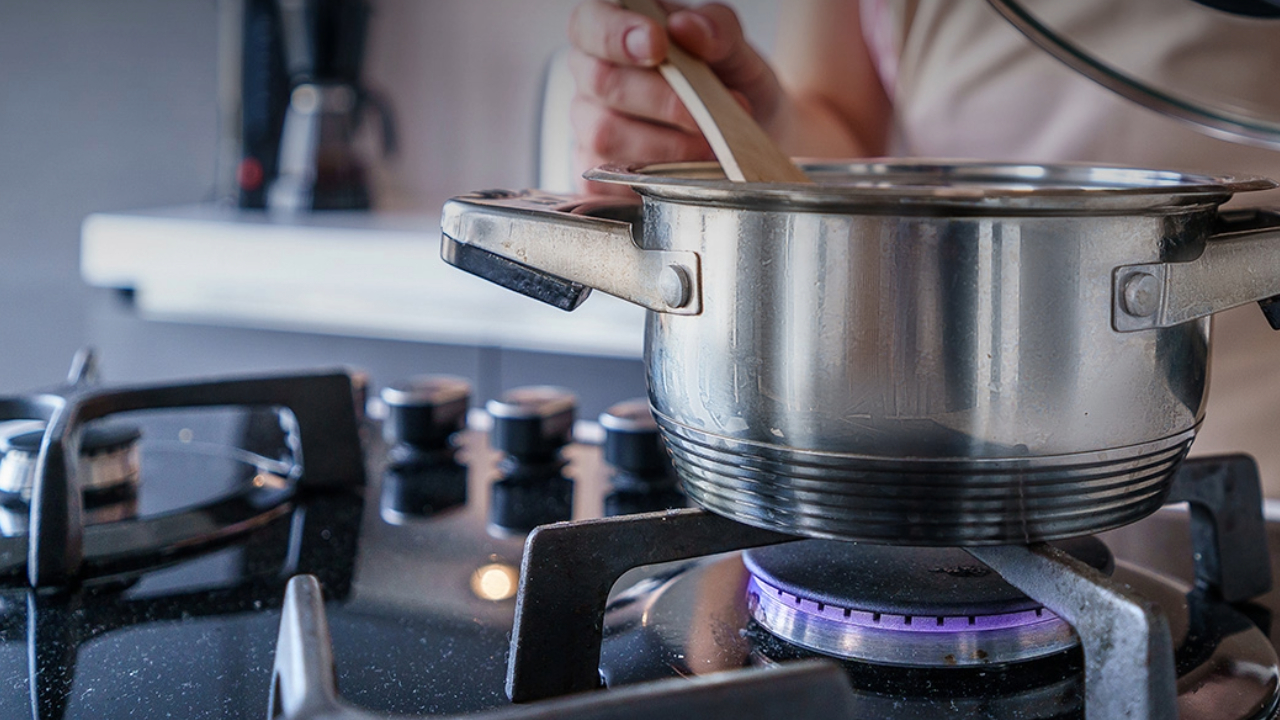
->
[567,1,787,193]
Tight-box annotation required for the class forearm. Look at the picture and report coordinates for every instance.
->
[771,0,893,159]
[773,92,883,158]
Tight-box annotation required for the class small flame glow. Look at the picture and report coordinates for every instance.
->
[470,563,518,601]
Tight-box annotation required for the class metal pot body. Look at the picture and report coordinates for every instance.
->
[441,161,1280,544]
[645,202,1210,543]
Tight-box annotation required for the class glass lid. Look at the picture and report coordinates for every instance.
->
[986,0,1280,148]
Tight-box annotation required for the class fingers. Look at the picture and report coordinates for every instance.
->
[567,49,699,133]
[569,0,669,66]
[666,3,740,63]
[569,0,773,107]
[571,97,714,166]
[565,0,770,182]
[667,3,780,120]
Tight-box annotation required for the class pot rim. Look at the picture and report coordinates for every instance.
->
[586,159,1277,212]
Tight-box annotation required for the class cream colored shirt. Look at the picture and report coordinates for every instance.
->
[864,0,1280,492]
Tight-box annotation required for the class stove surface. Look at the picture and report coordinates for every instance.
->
[0,368,535,719]
[0,366,1274,720]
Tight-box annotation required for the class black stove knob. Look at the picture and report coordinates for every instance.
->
[486,386,576,535]
[601,399,668,475]
[379,377,471,521]
[600,399,684,517]
[486,386,576,462]
[380,376,471,451]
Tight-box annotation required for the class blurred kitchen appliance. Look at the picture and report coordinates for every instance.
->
[227,0,394,211]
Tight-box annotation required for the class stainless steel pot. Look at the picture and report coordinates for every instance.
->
[441,161,1280,545]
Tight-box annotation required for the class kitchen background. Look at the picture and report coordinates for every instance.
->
[0,0,774,414]
[6,0,1279,491]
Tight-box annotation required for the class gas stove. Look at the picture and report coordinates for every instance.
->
[0,352,1276,720]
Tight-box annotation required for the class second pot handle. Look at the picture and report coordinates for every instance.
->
[440,190,702,315]
[1112,208,1280,332]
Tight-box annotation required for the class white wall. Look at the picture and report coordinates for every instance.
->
[0,1,219,278]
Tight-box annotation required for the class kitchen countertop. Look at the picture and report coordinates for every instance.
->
[79,205,648,359]
[0,271,648,420]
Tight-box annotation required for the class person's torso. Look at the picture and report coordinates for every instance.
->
[862,0,1280,493]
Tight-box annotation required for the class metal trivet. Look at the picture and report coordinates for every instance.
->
[269,575,859,720]
[491,453,1270,720]
[265,451,1270,719]
[7,486,362,720]
[0,349,364,586]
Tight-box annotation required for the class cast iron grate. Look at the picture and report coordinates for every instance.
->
[269,452,1273,720]
[0,349,365,587]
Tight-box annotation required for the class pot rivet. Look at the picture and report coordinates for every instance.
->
[1121,272,1160,318]
[659,264,692,309]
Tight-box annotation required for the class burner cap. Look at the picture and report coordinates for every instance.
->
[745,537,1112,617]
[0,424,143,458]
[79,424,143,457]
[743,538,1112,667]
[2,428,44,455]
[0,423,142,503]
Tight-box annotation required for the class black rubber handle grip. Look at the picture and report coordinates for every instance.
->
[441,234,591,311]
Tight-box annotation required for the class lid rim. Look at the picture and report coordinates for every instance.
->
[585,159,1275,211]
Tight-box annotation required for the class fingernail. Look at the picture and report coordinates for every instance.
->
[678,10,715,41]
[624,26,652,63]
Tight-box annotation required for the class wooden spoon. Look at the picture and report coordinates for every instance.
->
[619,0,812,183]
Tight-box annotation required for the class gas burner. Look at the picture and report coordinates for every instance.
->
[742,538,1112,667]
[600,549,1280,720]
[495,454,1276,720]
[0,422,142,533]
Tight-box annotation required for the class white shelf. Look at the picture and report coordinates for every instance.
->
[80,205,645,358]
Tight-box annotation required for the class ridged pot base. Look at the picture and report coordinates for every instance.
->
[656,413,1194,545]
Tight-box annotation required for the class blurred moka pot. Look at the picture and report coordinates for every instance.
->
[228,0,395,211]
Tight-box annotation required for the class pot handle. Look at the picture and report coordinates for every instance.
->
[1112,208,1280,331]
[440,189,702,315]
